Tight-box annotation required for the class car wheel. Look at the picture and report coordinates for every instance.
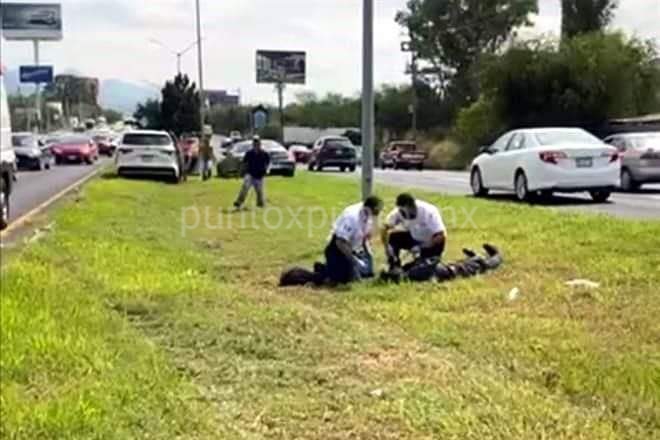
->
[417,164,424,171]
[307,162,316,172]
[85,157,93,165]
[470,168,489,197]
[340,166,346,172]
[0,178,9,230]
[349,166,356,172]
[317,164,324,172]
[620,169,640,192]
[44,160,51,170]
[590,190,612,203]
[514,171,532,202]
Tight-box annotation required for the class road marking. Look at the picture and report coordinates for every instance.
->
[0,166,103,239]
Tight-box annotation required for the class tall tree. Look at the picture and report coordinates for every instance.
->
[160,74,201,136]
[561,0,618,39]
[396,0,538,107]
[134,99,162,129]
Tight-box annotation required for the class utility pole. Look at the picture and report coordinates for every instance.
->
[361,0,375,199]
[411,49,418,141]
[401,38,418,140]
[276,81,285,143]
[33,40,42,132]
[195,0,206,132]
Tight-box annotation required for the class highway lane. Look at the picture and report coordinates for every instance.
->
[326,168,660,220]
[8,159,110,224]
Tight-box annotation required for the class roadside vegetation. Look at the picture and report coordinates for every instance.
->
[1,173,659,438]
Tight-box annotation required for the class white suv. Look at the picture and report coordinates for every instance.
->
[116,130,180,182]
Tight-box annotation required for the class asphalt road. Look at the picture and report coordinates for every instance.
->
[327,168,660,220]
[8,159,109,224]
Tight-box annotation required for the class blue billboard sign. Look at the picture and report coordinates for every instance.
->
[19,65,54,84]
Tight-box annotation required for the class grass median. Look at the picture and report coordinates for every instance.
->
[1,172,659,439]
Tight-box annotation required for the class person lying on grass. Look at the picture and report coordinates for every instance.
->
[381,193,447,272]
[317,195,384,285]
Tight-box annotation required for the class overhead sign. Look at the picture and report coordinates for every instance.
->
[19,65,53,83]
[256,50,306,85]
[1,3,63,41]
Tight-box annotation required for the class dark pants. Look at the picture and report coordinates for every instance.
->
[387,230,445,267]
[323,235,373,284]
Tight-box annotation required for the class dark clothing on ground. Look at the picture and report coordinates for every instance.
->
[323,235,374,284]
[387,230,445,267]
[244,149,271,179]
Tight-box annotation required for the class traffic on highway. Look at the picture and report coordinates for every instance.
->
[1,1,659,438]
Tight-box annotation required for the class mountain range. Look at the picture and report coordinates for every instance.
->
[3,69,159,115]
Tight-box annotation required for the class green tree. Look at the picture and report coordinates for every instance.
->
[102,108,123,124]
[396,0,538,107]
[160,74,201,136]
[207,105,251,134]
[134,99,162,129]
[561,0,618,39]
[457,32,660,155]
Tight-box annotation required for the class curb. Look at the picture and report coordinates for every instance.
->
[0,166,103,239]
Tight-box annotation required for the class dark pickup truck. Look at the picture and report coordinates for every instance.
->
[380,141,426,170]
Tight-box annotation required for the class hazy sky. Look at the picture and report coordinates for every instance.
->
[1,0,658,105]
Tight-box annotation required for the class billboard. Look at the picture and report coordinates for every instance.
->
[256,50,306,84]
[1,3,62,40]
[20,65,53,83]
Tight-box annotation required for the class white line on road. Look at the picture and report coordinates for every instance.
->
[0,166,103,239]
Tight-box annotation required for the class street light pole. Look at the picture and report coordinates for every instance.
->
[195,0,206,132]
[361,0,375,200]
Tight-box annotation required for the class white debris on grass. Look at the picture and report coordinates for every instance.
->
[565,279,600,289]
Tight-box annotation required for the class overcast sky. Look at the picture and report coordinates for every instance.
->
[1,0,658,106]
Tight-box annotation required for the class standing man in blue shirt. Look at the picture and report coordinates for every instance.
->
[234,135,271,208]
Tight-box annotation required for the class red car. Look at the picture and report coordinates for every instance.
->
[289,144,312,163]
[52,136,99,164]
[380,140,427,170]
[92,133,116,156]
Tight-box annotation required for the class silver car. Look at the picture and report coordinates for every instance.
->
[604,132,660,191]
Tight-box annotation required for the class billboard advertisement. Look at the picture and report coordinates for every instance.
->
[1,3,63,40]
[256,50,306,84]
[19,65,53,83]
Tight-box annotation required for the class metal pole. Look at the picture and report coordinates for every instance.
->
[411,50,418,140]
[195,0,205,132]
[33,40,42,132]
[277,82,285,142]
[361,0,375,199]
[177,53,182,76]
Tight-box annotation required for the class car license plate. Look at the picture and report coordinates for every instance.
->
[68,155,77,161]
[141,155,154,162]
[576,157,593,168]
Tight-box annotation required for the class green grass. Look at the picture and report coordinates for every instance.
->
[1,172,659,439]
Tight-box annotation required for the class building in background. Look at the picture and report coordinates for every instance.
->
[206,89,240,108]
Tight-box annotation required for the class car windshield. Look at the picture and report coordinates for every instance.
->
[233,142,253,154]
[12,135,34,147]
[325,139,353,149]
[392,143,415,152]
[534,130,602,146]
[59,137,90,145]
[629,134,660,149]
[123,134,171,146]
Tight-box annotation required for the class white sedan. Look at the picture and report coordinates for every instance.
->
[470,128,621,203]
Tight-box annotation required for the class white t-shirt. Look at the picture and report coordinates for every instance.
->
[386,200,446,246]
[332,203,374,251]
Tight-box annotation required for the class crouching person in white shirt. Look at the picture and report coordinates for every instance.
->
[381,193,447,269]
[323,196,384,285]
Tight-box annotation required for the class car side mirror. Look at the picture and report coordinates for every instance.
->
[479,145,493,155]
[38,139,45,146]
